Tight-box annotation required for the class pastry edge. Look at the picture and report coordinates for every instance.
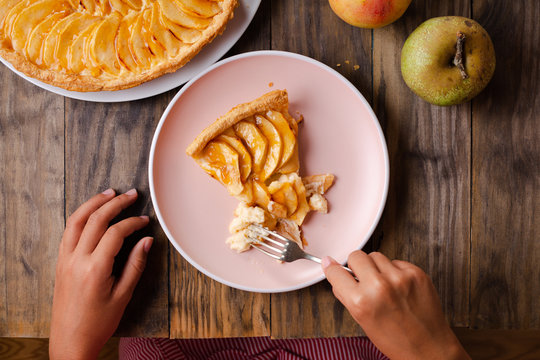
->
[186,89,290,156]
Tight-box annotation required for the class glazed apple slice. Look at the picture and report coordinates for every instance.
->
[266,110,296,168]
[268,181,298,217]
[289,175,310,225]
[175,0,221,18]
[233,120,268,176]
[278,143,299,174]
[115,11,138,71]
[42,12,82,68]
[129,11,152,69]
[67,20,100,73]
[0,0,23,33]
[195,141,243,196]
[148,1,181,57]
[109,0,131,15]
[79,0,95,14]
[9,0,69,52]
[157,0,211,29]
[159,10,201,44]
[254,115,282,182]
[2,0,32,38]
[25,12,67,64]
[141,7,166,60]
[56,14,98,70]
[218,134,252,183]
[122,0,142,10]
[89,12,122,75]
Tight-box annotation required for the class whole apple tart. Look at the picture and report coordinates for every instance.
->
[0,0,236,91]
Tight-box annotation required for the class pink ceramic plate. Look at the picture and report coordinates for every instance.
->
[149,51,389,293]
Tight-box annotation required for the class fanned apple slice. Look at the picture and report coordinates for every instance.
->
[42,12,82,68]
[0,0,23,33]
[9,0,69,52]
[115,11,138,71]
[79,0,95,14]
[89,12,121,75]
[175,0,221,18]
[266,110,296,168]
[109,0,130,15]
[233,120,268,177]
[236,178,254,204]
[56,14,97,70]
[129,11,152,69]
[289,175,310,226]
[218,134,252,183]
[160,11,201,44]
[157,0,211,29]
[254,115,282,182]
[269,181,298,217]
[252,180,270,209]
[141,8,166,60]
[149,1,180,57]
[122,0,142,10]
[25,12,67,64]
[278,143,299,174]
[2,0,30,38]
[67,20,99,73]
[195,141,243,196]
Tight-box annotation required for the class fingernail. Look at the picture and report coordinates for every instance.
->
[102,188,115,196]
[321,256,334,269]
[143,237,153,253]
[140,215,149,221]
[125,188,137,196]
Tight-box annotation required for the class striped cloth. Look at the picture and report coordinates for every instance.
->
[119,336,389,360]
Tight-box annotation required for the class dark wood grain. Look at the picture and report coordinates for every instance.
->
[0,65,64,337]
[470,0,540,329]
[454,329,540,359]
[373,1,471,327]
[0,337,119,359]
[64,94,173,337]
[269,0,371,338]
[169,0,272,338]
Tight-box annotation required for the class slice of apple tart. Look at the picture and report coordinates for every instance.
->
[186,89,335,252]
[0,0,237,91]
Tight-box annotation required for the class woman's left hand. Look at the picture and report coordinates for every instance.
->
[49,189,153,360]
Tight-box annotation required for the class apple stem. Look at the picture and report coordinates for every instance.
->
[453,32,468,79]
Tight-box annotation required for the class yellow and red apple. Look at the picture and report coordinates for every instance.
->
[328,0,412,28]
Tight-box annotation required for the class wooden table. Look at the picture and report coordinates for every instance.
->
[0,0,538,339]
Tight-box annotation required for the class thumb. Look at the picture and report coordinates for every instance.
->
[114,237,153,301]
[322,256,358,303]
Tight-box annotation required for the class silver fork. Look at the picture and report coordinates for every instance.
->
[248,224,355,276]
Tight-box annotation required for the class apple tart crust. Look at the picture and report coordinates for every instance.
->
[0,0,237,91]
[186,90,335,252]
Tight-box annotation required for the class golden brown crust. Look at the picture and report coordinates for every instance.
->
[186,89,290,156]
[0,0,237,92]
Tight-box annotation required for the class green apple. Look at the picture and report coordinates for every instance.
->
[401,16,496,106]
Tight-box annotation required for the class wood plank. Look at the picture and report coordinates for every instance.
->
[270,0,372,338]
[64,94,173,337]
[454,329,540,359]
[373,1,471,327]
[471,0,540,329]
[0,65,64,337]
[0,337,119,359]
[169,1,272,338]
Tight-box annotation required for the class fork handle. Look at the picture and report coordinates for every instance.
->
[303,254,355,277]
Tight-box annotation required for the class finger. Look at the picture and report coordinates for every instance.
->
[114,237,153,302]
[369,252,400,274]
[347,250,380,281]
[93,215,150,262]
[322,256,359,304]
[62,189,116,252]
[77,189,138,253]
[391,259,419,271]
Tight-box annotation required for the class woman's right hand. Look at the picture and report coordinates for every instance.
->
[322,251,470,360]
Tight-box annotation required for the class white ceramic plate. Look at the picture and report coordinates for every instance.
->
[0,0,260,102]
[149,51,389,293]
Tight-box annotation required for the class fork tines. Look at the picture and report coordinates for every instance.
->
[248,224,288,260]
